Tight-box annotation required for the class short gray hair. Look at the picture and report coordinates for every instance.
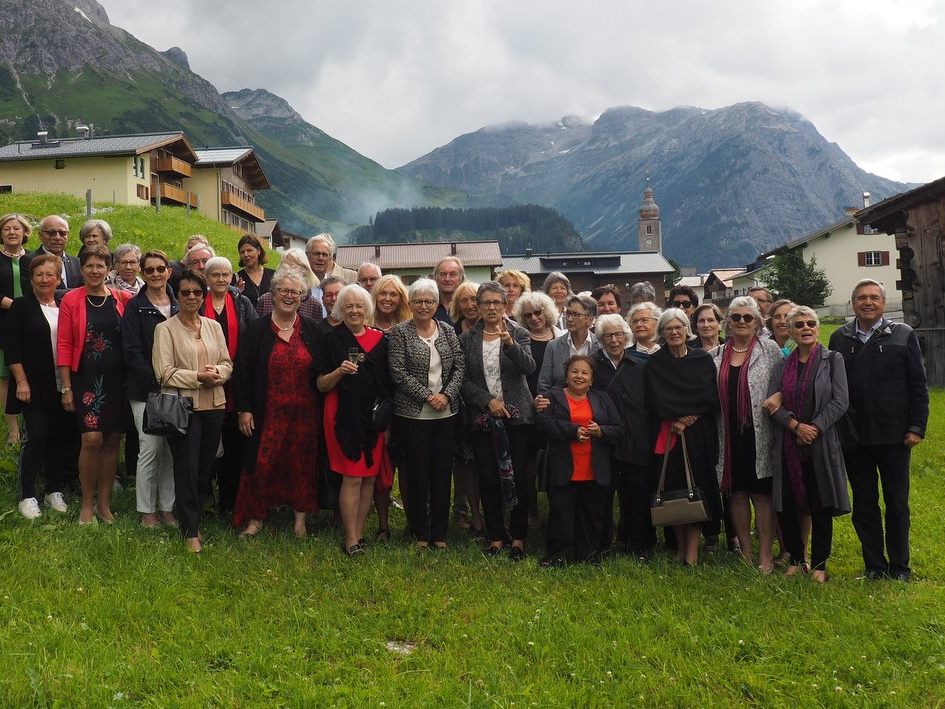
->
[657,308,693,341]
[183,243,215,265]
[434,256,466,281]
[629,281,656,303]
[787,305,819,329]
[541,271,572,295]
[358,262,382,279]
[333,283,374,321]
[477,281,507,304]
[852,278,886,301]
[271,266,305,293]
[408,277,439,302]
[567,293,597,318]
[112,242,141,263]
[205,256,233,275]
[80,218,112,244]
[307,233,336,256]
[627,301,661,324]
[595,313,632,339]
[728,295,763,327]
[512,290,558,327]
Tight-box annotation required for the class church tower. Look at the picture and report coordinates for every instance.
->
[637,182,661,251]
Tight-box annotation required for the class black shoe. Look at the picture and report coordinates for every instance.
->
[539,556,566,568]
[891,571,912,582]
[509,546,526,562]
[485,545,503,557]
[860,569,886,581]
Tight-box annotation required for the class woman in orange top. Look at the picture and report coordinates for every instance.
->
[535,355,622,566]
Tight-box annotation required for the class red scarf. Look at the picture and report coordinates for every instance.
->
[204,292,238,361]
[717,337,756,493]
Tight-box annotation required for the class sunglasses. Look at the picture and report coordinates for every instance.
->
[729,313,755,323]
[179,288,204,297]
[42,229,68,237]
[793,320,818,329]
[672,300,692,309]
[143,265,168,275]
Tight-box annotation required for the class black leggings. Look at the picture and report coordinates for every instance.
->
[472,424,531,544]
[778,462,833,571]
[19,403,78,499]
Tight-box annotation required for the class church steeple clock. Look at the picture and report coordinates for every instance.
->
[637,181,661,251]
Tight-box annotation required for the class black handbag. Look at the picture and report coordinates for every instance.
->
[372,397,394,432]
[143,386,192,438]
[650,431,709,526]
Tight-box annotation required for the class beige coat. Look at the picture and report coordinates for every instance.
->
[152,315,233,410]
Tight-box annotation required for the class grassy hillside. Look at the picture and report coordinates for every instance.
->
[0,192,277,266]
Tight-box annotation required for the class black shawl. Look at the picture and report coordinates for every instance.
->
[644,346,719,420]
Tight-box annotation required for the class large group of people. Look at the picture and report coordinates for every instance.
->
[2,211,930,580]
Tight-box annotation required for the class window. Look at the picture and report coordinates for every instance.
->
[646,225,653,235]
[136,184,149,201]
[858,251,889,267]
[0,185,11,194]
[132,158,138,177]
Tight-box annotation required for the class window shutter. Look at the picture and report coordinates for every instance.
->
[857,252,866,267]
[881,251,890,266]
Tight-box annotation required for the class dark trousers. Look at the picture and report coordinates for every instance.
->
[214,412,243,514]
[472,424,531,543]
[547,480,611,562]
[168,411,224,538]
[778,462,833,570]
[845,444,912,575]
[19,403,77,499]
[615,463,657,554]
[122,410,139,481]
[394,415,456,543]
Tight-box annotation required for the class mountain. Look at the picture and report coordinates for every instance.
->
[0,0,454,236]
[399,103,908,268]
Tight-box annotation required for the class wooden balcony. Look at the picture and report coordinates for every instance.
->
[221,191,265,222]
[151,155,192,178]
[154,181,198,208]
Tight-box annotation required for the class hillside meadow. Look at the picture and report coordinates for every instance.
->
[0,193,943,705]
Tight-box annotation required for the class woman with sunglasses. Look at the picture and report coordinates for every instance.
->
[121,250,180,528]
[764,306,850,583]
[153,270,232,552]
[709,295,783,572]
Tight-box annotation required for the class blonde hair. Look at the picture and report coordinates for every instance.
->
[450,281,481,323]
[372,274,410,325]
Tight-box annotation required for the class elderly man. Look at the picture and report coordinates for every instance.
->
[432,256,464,324]
[306,233,356,284]
[536,294,600,393]
[748,286,774,338]
[182,243,214,275]
[34,215,82,288]
[829,279,929,582]
[356,262,382,293]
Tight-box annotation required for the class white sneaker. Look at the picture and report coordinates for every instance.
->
[45,492,68,513]
[18,497,42,520]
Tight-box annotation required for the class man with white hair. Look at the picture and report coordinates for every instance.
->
[34,215,82,287]
[357,262,382,293]
[306,233,356,285]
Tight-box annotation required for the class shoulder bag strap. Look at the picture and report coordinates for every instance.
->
[679,431,697,494]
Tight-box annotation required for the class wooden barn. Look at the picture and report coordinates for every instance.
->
[856,176,945,386]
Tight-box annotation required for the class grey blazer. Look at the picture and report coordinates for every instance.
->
[767,347,851,515]
[536,332,600,393]
[460,320,536,426]
[388,319,465,417]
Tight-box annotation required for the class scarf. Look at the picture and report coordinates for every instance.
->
[474,404,522,511]
[717,338,757,493]
[330,325,387,467]
[205,292,238,362]
[781,345,821,506]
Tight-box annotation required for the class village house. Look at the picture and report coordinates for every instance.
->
[335,240,502,284]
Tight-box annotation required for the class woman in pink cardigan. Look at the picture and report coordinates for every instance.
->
[57,246,132,525]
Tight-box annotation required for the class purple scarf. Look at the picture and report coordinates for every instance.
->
[717,338,756,493]
[781,345,821,505]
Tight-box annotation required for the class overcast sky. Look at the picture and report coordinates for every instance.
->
[100,0,944,183]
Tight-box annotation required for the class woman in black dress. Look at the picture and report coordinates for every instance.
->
[57,246,132,524]
[643,308,721,565]
[236,234,275,308]
[0,213,33,445]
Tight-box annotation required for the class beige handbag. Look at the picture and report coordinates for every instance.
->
[650,432,709,526]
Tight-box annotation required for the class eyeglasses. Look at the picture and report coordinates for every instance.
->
[42,229,68,237]
[208,271,232,279]
[564,310,588,319]
[663,325,686,333]
[729,313,756,323]
[672,300,693,309]
[601,332,626,340]
[479,300,504,308]
[117,259,139,268]
[523,311,543,319]
[793,320,818,329]
[630,317,654,326]
[412,299,436,307]
[276,288,303,298]
[143,265,168,275]
[179,288,203,297]
[308,251,331,259]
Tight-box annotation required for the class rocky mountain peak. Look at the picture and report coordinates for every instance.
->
[73,0,110,27]
[223,89,305,123]
[161,46,190,70]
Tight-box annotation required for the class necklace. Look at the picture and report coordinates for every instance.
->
[731,344,749,353]
[2,248,24,259]
[180,317,202,339]
[86,293,109,308]
[273,315,296,331]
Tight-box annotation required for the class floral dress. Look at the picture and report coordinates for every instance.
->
[73,296,127,433]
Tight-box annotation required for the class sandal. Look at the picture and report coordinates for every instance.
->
[239,520,264,539]
[343,543,365,557]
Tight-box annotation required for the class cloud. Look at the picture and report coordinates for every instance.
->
[101,0,945,182]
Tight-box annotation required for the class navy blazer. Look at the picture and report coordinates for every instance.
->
[33,246,83,288]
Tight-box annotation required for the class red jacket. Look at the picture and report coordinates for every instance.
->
[56,287,131,372]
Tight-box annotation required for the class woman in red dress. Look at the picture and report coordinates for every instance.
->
[316,284,392,556]
[233,268,321,537]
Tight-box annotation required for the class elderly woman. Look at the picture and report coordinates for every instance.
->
[255,247,322,320]
[78,219,112,255]
[627,301,661,360]
[57,246,133,525]
[765,307,850,583]
[106,243,144,294]
[0,213,34,444]
[7,255,76,519]
[693,303,725,350]
[316,284,392,556]
[372,274,410,332]
[236,234,275,308]
[449,281,481,336]
[388,278,465,549]
[233,267,321,538]
[513,291,564,398]
[768,299,797,356]
[537,355,622,566]
[592,313,654,558]
[121,250,179,528]
[153,270,232,552]
[497,269,530,320]
[541,271,572,330]
[537,294,599,393]
[203,256,257,517]
[460,282,536,560]
[710,295,783,572]
[643,308,721,565]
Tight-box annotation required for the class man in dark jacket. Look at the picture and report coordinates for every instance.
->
[34,215,82,288]
[829,279,929,581]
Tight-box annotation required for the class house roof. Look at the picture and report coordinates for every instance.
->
[500,250,674,276]
[336,240,503,271]
[757,215,856,258]
[193,147,270,190]
[703,268,744,287]
[257,219,285,248]
[0,131,196,161]
[856,175,945,233]
[677,275,706,288]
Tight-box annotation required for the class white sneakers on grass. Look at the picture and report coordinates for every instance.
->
[18,497,41,519]
[45,492,68,513]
